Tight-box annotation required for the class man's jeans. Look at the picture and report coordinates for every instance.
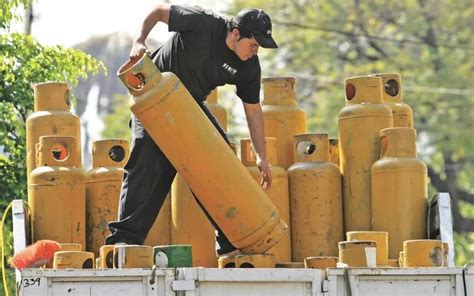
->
[106,101,236,255]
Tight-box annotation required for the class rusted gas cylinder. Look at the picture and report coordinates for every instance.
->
[53,251,94,269]
[218,256,236,268]
[304,256,338,269]
[86,139,130,257]
[235,254,275,268]
[204,88,227,131]
[241,137,291,263]
[262,77,306,169]
[171,173,216,267]
[46,243,83,268]
[371,73,414,127]
[170,90,228,267]
[371,127,428,259]
[26,83,81,185]
[275,262,304,268]
[144,193,171,246]
[403,240,445,267]
[338,241,377,267]
[117,54,287,254]
[287,134,343,261]
[347,231,388,266]
[338,76,393,232]
[113,245,153,268]
[100,245,115,269]
[29,136,85,247]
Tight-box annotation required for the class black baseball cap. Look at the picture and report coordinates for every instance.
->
[234,8,278,48]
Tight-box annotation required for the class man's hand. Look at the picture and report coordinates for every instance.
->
[130,41,150,61]
[130,3,170,61]
[243,102,271,191]
[256,157,272,191]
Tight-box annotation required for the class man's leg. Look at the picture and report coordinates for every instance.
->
[106,116,176,245]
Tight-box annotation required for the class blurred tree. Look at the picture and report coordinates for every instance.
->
[229,0,473,264]
[102,94,132,142]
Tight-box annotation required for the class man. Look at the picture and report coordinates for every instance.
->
[106,4,278,256]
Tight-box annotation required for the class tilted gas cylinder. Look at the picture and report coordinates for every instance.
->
[86,139,130,257]
[338,76,393,231]
[262,77,306,169]
[371,127,427,259]
[26,82,81,185]
[371,73,414,128]
[29,136,85,247]
[170,90,227,267]
[241,137,291,263]
[117,54,287,253]
[204,88,227,131]
[287,134,343,261]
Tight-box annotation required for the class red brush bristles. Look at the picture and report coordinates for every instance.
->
[11,240,60,270]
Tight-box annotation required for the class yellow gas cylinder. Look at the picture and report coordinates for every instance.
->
[113,245,153,268]
[117,54,287,254]
[53,251,94,269]
[287,134,343,261]
[275,262,304,268]
[171,174,216,267]
[338,241,377,267]
[403,240,445,267]
[170,90,227,268]
[26,82,81,183]
[46,243,83,268]
[262,77,306,169]
[387,259,399,267]
[218,256,236,268]
[29,136,85,247]
[144,193,171,246]
[100,245,115,269]
[204,88,227,131]
[86,139,130,257]
[338,76,393,232]
[371,127,428,259]
[328,138,340,168]
[59,243,82,251]
[347,231,388,266]
[235,254,275,268]
[304,256,338,269]
[371,73,414,128]
[240,137,291,263]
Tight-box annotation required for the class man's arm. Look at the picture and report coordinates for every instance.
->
[130,3,171,59]
[243,102,272,190]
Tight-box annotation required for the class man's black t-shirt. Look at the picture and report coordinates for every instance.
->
[153,5,261,104]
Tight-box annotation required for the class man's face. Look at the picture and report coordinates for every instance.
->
[233,33,260,61]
